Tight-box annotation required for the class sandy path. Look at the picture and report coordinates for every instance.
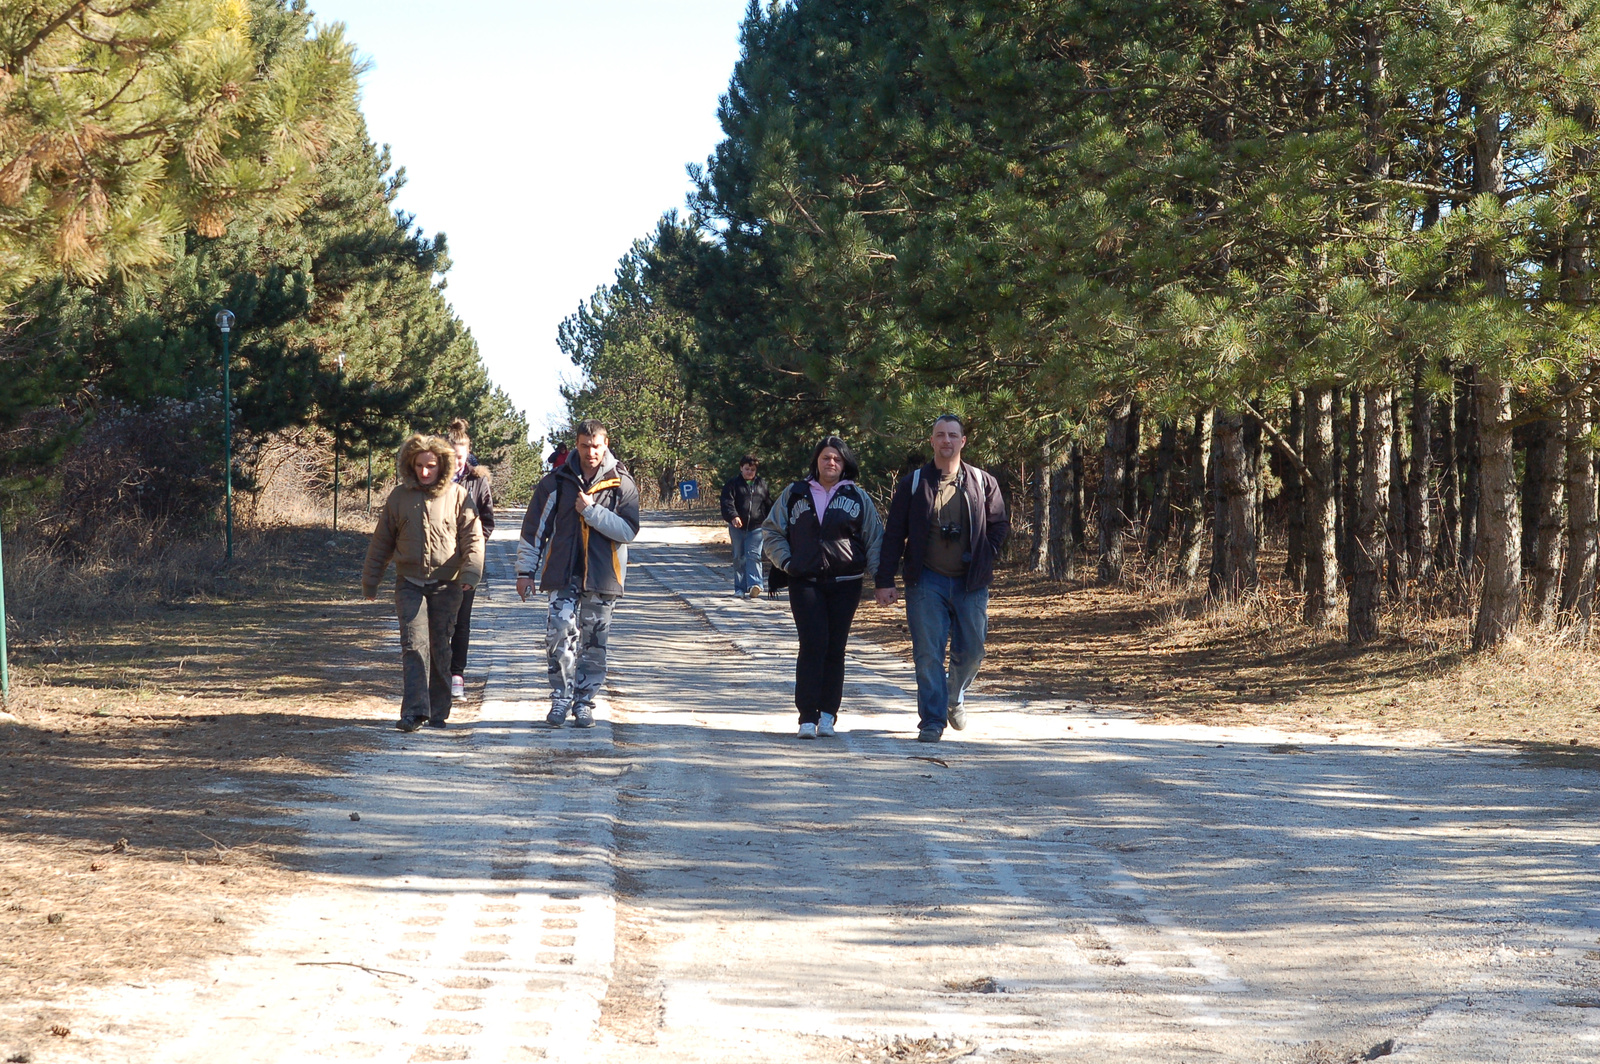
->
[20,516,1600,1063]
[596,522,1600,1063]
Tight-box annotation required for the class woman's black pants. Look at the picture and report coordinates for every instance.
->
[449,586,477,677]
[788,577,862,723]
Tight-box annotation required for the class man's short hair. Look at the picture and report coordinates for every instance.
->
[739,455,759,467]
[933,413,966,434]
[574,418,608,440]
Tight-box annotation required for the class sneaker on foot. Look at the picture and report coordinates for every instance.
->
[947,704,967,731]
[817,712,836,737]
[797,722,818,739]
[545,705,569,728]
[573,704,595,729]
[397,717,424,732]
[427,717,447,729]
[748,585,763,598]
[917,728,942,743]
[450,675,465,699]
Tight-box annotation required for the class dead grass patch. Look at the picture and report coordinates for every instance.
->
[851,555,1600,751]
[0,524,399,1039]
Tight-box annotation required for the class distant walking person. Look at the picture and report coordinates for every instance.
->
[516,419,640,728]
[762,436,883,739]
[875,415,1010,742]
[362,434,485,731]
[447,419,495,700]
[720,455,772,598]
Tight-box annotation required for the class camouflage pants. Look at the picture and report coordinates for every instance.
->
[546,587,617,711]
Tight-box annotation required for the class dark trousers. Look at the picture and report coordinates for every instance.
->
[788,577,862,723]
[449,586,477,676]
[396,581,463,722]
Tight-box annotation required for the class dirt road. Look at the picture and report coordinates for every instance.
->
[19,517,1600,1062]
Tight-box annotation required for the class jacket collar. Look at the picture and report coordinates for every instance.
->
[559,448,619,487]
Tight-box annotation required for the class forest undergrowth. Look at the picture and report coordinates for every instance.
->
[849,544,1600,763]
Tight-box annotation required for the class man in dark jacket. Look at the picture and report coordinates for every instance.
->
[719,455,772,597]
[516,419,641,729]
[875,414,1011,742]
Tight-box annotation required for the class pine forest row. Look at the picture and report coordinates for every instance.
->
[565,0,1600,650]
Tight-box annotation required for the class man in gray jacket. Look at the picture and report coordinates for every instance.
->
[516,419,640,728]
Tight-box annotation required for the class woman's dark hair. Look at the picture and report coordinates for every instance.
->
[807,435,860,482]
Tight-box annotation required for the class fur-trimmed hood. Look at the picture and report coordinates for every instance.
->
[397,434,457,496]
[460,458,492,485]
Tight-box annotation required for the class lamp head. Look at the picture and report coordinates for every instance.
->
[215,309,236,334]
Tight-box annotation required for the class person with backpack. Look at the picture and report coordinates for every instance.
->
[446,419,495,700]
[875,414,1011,742]
[362,434,485,731]
[761,436,884,739]
[516,419,640,729]
[720,455,772,598]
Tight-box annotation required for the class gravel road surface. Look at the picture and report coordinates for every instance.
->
[25,516,1600,1063]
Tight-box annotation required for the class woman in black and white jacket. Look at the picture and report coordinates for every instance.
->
[762,436,884,740]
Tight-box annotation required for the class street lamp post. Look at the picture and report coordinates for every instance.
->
[333,353,345,532]
[215,309,236,559]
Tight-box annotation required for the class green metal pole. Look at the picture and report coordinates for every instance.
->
[333,433,340,531]
[224,329,233,563]
[0,522,10,701]
[366,449,372,511]
[223,328,233,560]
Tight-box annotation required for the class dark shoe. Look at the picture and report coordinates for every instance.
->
[947,705,967,731]
[397,717,424,732]
[545,705,569,728]
[917,728,943,743]
[427,717,447,729]
[572,704,595,729]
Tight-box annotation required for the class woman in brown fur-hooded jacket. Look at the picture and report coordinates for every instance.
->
[362,433,485,730]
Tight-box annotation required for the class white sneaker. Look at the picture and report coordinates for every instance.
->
[748,585,763,598]
[450,675,465,699]
[817,713,836,737]
[797,722,818,739]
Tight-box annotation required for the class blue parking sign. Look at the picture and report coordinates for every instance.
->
[679,479,699,501]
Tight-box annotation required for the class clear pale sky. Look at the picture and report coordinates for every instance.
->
[307,0,751,438]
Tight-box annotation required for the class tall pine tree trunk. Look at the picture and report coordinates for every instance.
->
[1303,387,1339,626]
[1436,380,1460,573]
[1458,368,1481,574]
[1177,410,1212,581]
[1525,416,1564,625]
[1282,393,1306,589]
[1211,409,1258,599]
[1049,441,1075,579]
[1030,440,1052,573]
[1473,377,1521,649]
[1408,369,1434,581]
[1145,421,1178,554]
[1332,386,1346,570]
[1098,398,1134,583]
[1069,441,1086,550]
[1124,399,1143,532]
[1348,387,1393,643]
[1386,392,1408,596]
[1561,396,1597,628]
[1340,391,1364,580]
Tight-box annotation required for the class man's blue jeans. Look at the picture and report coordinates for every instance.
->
[904,571,989,732]
[729,524,765,595]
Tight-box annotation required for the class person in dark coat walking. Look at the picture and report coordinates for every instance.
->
[762,436,883,740]
[446,419,495,700]
[720,455,772,597]
[875,414,1011,742]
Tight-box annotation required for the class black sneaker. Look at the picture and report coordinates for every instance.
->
[397,718,424,732]
[426,717,447,729]
[545,705,568,728]
[572,704,595,729]
[917,728,942,743]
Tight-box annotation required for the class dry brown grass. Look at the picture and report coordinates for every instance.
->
[851,550,1600,755]
[0,524,398,1035]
